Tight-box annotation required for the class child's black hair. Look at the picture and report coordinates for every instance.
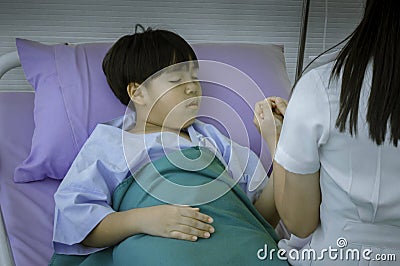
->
[102,24,198,105]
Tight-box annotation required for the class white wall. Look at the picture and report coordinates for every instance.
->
[0,0,364,92]
[303,0,364,72]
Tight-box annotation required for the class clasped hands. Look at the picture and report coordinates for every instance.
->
[253,97,288,155]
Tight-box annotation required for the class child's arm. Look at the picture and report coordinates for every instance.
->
[82,205,214,248]
[252,97,288,228]
[253,173,280,228]
[53,124,215,254]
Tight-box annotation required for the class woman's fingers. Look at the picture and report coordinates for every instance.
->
[255,98,274,120]
[274,97,288,116]
[254,101,266,119]
[256,97,287,127]
[254,99,275,134]
[253,97,288,150]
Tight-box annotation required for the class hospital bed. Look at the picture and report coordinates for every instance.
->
[0,1,317,264]
[0,39,294,265]
[0,0,336,266]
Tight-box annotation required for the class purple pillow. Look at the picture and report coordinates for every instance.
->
[15,39,125,182]
[15,39,290,183]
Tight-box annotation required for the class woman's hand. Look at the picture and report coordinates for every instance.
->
[139,205,215,241]
[253,97,288,155]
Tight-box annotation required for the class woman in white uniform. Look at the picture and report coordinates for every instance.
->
[254,0,400,264]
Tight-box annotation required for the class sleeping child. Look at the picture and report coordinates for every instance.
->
[50,24,287,265]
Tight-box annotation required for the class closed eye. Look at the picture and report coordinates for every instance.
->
[169,78,182,83]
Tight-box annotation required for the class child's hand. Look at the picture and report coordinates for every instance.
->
[140,205,215,241]
[253,97,287,154]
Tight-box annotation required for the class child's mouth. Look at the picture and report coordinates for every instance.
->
[186,100,199,109]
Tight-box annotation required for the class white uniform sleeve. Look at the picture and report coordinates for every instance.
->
[275,70,330,174]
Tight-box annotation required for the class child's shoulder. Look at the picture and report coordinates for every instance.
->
[83,119,125,150]
[90,122,123,139]
[89,115,128,138]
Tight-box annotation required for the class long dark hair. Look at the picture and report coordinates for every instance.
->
[331,0,400,146]
[102,24,197,105]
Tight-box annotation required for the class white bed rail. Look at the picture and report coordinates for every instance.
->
[0,50,19,266]
[0,206,15,266]
[0,51,21,79]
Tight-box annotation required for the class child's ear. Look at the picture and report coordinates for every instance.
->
[127,82,145,105]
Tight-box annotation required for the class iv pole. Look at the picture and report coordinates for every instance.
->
[295,0,311,84]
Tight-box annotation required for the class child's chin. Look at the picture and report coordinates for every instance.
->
[182,118,196,128]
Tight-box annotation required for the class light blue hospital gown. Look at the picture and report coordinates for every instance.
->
[275,62,400,265]
[53,116,269,255]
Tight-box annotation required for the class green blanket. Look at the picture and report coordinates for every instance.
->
[50,147,287,265]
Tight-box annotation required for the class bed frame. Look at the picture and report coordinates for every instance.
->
[0,206,14,266]
[0,51,20,266]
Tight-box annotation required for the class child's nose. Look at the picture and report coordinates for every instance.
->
[185,82,200,95]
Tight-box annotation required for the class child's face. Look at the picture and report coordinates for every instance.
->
[144,62,202,130]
